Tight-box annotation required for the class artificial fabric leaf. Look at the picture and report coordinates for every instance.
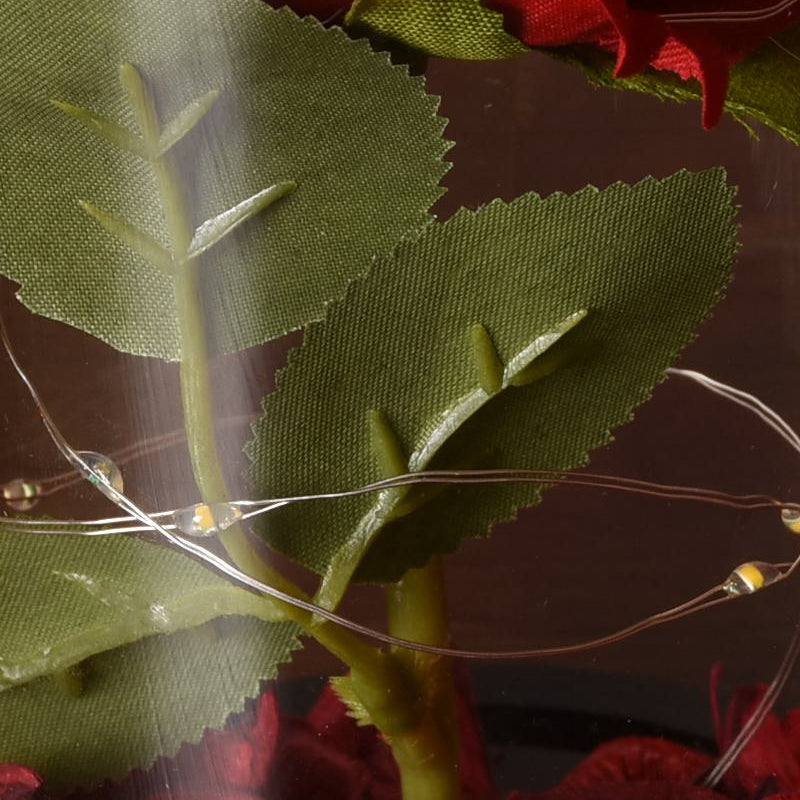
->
[560,25,800,146]
[77,201,175,275]
[0,0,449,360]
[329,675,375,727]
[0,614,296,791]
[0,527,301,787]
[317,309,589,609]
[346,0,527,59]
[0,529,292,689]
[247,169,736,597]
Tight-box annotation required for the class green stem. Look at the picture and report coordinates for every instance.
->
[382,557,461,800]
[387,556,450,650]
[122,64,263,572]
[119,62,393,683]
[124,63,461,800]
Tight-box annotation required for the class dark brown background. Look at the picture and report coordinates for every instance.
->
[2,50,800,786]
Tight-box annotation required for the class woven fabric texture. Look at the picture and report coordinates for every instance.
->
[0,0,449,360]
[248,170,737,588]
[347,0,528,58]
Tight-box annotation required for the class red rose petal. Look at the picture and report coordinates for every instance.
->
[784,710,800,763]
[272,717,373,800]
[556,737,712,785]
[509,781,729,800]
[0,764,42,800]
[717,682,800,797]
[483,0,619,47]
[484,0,799,128]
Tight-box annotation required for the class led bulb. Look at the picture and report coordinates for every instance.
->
[77,451,124,496]
[173,502,242,537]
[781,507,800,534]
[722,561,783,596]
[1,479,42,511]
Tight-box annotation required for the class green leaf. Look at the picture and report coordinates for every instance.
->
[0,528,299,787]
[313,310,588,609]
[0,0,449,360]
[0,615,297,791]
[330,675,374,726]
[559,25,800,145]
[247,169,736,595]
[346,0,528,59]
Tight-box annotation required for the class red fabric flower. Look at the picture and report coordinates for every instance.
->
[0,764,42,800]
[43,666,496,800]
[483,0,799,129]
[710,663,800,799]
[508,736,725,800]
[17,663,800,800]
[511,664,800,800]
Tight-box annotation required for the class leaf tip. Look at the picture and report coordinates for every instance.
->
[50,99,74,114]
[118,62,138,81]
[53,664,86,698]
[367,408,408,479]
[469,323,504,395]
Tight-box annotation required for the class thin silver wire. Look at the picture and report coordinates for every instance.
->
[0,468,791,538]
[1,313,790,660]
[21,413,257,498]
[668,368,800,456]
[6,314,800,787]
[770,35,800,62]
[704,615,800,787]
[660,0,798,23]
[670,367,800,786]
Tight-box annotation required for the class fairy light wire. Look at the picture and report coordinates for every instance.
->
[3,311,794,662]
[670,366,800,786]
[704,614,800,788]
[23,413,256,500]
[669,365,800,776]
[660,0,799,23]
[0,468,792,538]
[7,313,800,790]
[668,368,800,456]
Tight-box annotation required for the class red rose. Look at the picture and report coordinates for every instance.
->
[711,664,800,798]
[483,0,799,128]
[508,736,725,800]
[512,663,800,800]
[41,665,496,800]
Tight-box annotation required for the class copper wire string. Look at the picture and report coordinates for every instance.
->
[3,468,792,537]
[26,414,256,500]
[0,313,793,658]
[5,314,800,794]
